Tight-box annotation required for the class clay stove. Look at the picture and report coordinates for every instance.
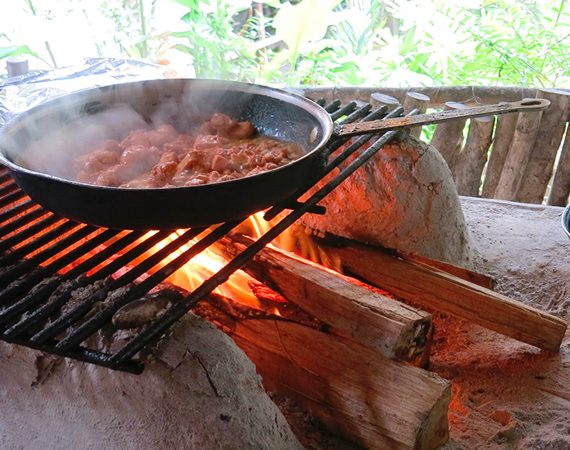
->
[0,98,567,450]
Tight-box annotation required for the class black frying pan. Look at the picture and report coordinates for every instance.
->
[0,79,549,230]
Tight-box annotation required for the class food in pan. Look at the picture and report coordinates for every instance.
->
[74,113,304,188]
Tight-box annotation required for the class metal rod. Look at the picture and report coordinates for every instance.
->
[28,230,174,344]
[32,228,204,345]
[0,215,61,253]
[0,231,145,331]
[0,200,37,224]
[55,221,240,352]
[0,220,78,266]
[0,208,47,236]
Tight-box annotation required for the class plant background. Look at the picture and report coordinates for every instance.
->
[0,0,568,88]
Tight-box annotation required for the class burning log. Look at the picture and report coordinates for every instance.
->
[313,234,567,352]
[197,297,451,450]
[220,236,432,362]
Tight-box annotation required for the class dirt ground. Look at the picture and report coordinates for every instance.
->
[433,197,570,450]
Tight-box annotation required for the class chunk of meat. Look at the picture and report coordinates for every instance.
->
[73,113,303,189]
[202,113,256,139]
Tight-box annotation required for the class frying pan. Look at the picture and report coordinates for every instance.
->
[0,79,550,230]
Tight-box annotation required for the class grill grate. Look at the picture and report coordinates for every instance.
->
[0,99,408,373]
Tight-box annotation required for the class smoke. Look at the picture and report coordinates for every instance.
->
[0,79,324,183]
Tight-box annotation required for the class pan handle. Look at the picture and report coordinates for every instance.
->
[334,98,551,138]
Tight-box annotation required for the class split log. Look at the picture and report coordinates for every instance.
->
[516,89,570,203]
[429,101,468,170]
[403,253,495,290]
[481,112,518,198]
[314,235,567,352]
[403,91,430,138]
[547,123,570,206]
[201,303,451,450]
[453,115,495,196]
[220,236,432,362]
[494,105,543,201]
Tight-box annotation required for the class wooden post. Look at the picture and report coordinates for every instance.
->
[494,100,543,201]
[403,91,430,139]
[481,112,518,198]
[429,101,468,171]
[453,115,495,196]
[370,92,400,112]
[548,123,570,206]
[516,88,570,203]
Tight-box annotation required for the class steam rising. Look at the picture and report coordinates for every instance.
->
[0,79,323,184]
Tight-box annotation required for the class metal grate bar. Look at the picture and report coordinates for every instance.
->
[30,228,205,345]
[28,230,175,345]
[0,200,37,223]
[0,220,78,266]
[3,231,167,339]
[0,173,11,184]
[0,208,47,236]
[0,182,19,199]
[323,99,342,112]
[55,221,239,351]
[329,101,357,121]
[0,230,145,331]
[0,215,61,253]
[0,224,93,288]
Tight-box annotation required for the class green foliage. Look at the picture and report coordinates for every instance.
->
[0,45,37,60]
[1,0,568,87]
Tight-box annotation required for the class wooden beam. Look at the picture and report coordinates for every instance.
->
[315,236,567,352]
[454,115,495,196]
[198,298,451,450]
[219,237,432,362]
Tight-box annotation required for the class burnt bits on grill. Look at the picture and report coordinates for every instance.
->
[74,113,304,188]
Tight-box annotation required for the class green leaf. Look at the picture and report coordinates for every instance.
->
[0,45,37,60]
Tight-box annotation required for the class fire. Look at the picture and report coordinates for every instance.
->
[157,210,339,309]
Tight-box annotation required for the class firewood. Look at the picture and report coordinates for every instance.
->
[403,91,430,138]
[403,252,495,289]
[200,299,451,450]
[429,101,468,170]
[453,115,495,196]
[219,236,432,362]
[369,92,400,110]
[314,235,567,352]
[548,125,570,206]
[481,112,518,198]
[516,88,570,203]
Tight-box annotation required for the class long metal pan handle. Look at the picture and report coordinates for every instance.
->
[334,98,551,137]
